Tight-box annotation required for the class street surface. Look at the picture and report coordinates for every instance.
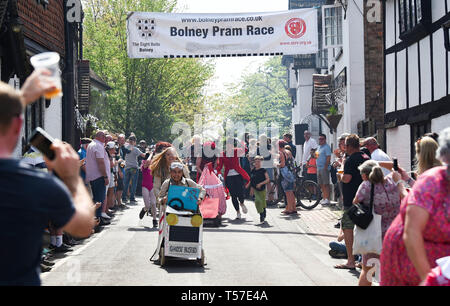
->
[42,198,359,286]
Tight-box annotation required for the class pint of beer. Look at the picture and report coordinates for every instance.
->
[30,52,63,99]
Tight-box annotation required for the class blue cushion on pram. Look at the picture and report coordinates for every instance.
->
[167,185,200,212]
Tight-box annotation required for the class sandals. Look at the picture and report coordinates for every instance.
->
[334,264,356,270]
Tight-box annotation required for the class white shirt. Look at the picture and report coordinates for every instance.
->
[370,148,391,176]
[302,138,318,165]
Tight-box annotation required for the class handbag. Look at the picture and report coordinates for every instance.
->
[280,166,295,183]
[353,205,383,255]
[347,183,374,229]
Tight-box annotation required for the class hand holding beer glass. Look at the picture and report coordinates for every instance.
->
[29,52,63,100]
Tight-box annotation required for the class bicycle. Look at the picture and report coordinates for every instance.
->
[293,166,322,210]
[266,169,284,206]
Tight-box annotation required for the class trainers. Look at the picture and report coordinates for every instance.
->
[101,212,111,219]
[236,212,241,219]
[321,199,330,206]
[52,244,73,254]
[153,219,158,228]
[139,208,146,220]
[40,263,52,273]
[240,203,248,214]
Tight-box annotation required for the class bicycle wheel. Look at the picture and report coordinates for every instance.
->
[296,180,321,210]
[267,180,280,206]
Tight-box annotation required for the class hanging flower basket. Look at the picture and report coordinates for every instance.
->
[326,114,343,131]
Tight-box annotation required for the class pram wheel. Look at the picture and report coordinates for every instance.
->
[159,247,166,267]
[197,249,205,267]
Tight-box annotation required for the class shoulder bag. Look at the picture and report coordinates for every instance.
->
[347,183,374,229]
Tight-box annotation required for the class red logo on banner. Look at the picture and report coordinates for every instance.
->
[285,18,307,39]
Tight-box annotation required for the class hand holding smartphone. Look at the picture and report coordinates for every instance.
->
[393,158,399,171]
[29,127,55,160]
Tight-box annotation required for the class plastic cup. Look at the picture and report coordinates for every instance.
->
[30,52,63,99]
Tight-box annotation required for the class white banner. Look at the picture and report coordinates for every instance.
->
[127,8,318,58]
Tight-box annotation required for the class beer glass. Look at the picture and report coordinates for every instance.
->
[30,52,63,99]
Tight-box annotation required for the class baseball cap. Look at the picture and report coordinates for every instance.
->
[106,141,116,149]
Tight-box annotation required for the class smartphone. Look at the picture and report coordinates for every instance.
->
[29,127,55,160]
[393,158,399,171]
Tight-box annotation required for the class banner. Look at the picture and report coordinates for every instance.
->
[127,9,318,58]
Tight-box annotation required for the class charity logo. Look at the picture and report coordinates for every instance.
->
[137,18,156,38]
[285,18,307,39]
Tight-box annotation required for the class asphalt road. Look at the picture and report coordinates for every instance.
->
[41,197,358,286]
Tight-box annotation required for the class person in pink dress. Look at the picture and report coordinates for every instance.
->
[380,128,450,286]
[139,159,158,228]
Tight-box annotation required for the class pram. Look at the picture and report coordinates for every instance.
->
[197,163,227,227]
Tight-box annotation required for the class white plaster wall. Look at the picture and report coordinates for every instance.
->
[335,0,365,135]
[408,45,420,108]
[433,30,447,102]
[386,125,411,172]
[419,37,432,105]
[44,97,62,140]
[432,114,450,135]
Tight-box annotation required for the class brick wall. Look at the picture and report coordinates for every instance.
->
[17,0,65,56]
[363,0,384,131]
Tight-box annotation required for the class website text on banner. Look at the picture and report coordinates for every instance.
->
[127,9,318,58]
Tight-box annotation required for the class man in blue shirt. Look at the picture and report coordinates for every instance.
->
[78,138,91,184]
[0,70,95,285]
[317,133,332,206]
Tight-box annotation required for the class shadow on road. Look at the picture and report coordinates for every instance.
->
[153,260,209,274]
[203,227,337,238]
[127,226,157,232]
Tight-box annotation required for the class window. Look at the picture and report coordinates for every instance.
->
[398,0,431,39]
[410,120,431,170]
[322,5,343,49]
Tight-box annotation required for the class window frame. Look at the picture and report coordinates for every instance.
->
[398,0,431,41]
[322,4,343,49]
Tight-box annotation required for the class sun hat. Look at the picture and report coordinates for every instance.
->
[170,162,184,170]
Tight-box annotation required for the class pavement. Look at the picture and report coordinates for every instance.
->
[41,197,359,286]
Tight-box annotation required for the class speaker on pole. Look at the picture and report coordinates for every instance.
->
[294,124,309,145]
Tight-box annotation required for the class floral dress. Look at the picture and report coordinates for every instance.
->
[355,176,401,239]
[380,166,450,286]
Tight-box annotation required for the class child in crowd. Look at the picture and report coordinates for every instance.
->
[246,156,270,223]
[305,148,318,183]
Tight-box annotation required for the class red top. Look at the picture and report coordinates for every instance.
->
[306,157,317,174]
[215,148,250,182]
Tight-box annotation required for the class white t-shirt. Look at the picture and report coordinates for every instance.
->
[370,148,391,176]
[302,138,318,165]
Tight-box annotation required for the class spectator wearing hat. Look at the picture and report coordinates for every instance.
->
[136,140,148,197]
[157,162,206,210]
[122,135,147,203]
[246,156,270,223]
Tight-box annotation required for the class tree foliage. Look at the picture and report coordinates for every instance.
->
[207,57,292,136]
[83,0,214,142]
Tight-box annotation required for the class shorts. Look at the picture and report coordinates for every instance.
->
[341,208,355,230]
[108,176,115,188]
[317,167,330,185]
[116,178,124,191]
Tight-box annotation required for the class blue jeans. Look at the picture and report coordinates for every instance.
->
[90,177,106,218]
[122,168,139,201]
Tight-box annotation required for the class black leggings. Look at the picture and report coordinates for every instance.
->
[225,175,245,211]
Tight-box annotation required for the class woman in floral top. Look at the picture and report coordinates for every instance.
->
[353,160,403,286]
[380,128,450,286]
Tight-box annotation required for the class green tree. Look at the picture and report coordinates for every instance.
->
[209,56,292,136]
[83,0,214,142]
